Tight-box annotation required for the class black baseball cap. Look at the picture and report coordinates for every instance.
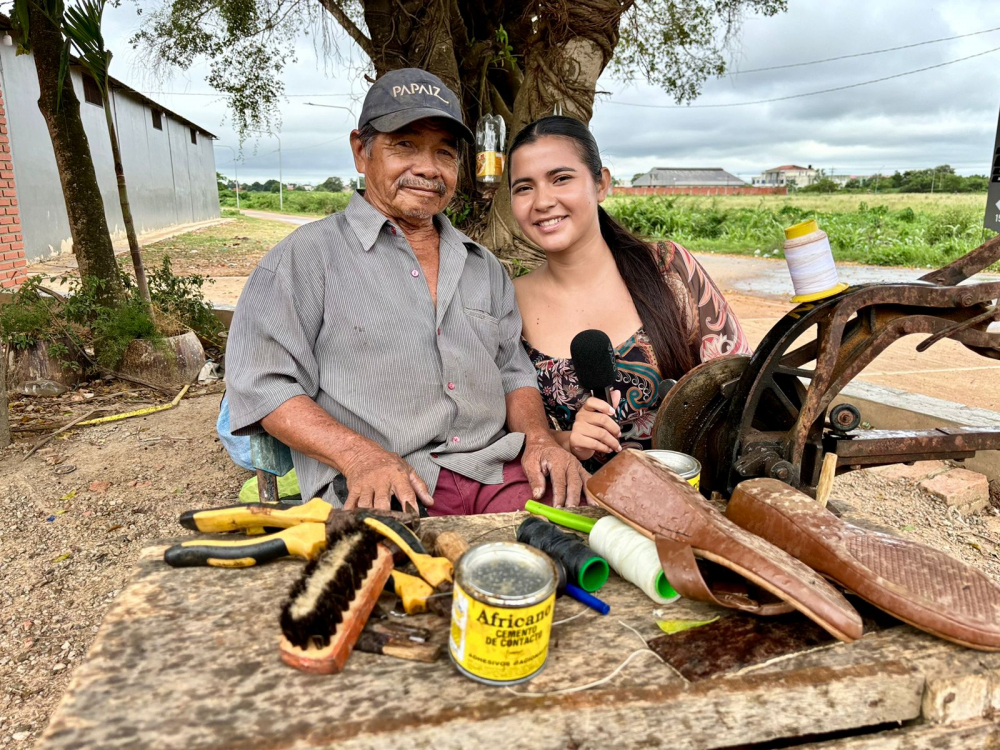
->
[358,68,474,143]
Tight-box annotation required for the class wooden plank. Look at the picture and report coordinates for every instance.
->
[38,512,936,749]
[801,717,1000,749]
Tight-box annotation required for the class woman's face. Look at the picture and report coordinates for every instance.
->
[509,135,610,255]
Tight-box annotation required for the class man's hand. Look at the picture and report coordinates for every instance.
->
[521,434,589,508]
[340,443,434,513]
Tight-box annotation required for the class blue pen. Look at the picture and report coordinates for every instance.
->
[565,583,610,615]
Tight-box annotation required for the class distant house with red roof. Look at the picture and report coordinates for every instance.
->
[752,164,819,188]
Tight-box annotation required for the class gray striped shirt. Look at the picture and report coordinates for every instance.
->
[225,192,538,506]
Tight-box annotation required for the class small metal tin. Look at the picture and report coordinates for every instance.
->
[645,449,702,489]
[449,542,557,686]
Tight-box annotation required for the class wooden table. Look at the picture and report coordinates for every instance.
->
[38,511,1000,749]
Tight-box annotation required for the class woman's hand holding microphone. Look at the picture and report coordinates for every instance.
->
[568,390,622,461]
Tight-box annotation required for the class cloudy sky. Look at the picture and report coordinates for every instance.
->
[98,0,1000,185]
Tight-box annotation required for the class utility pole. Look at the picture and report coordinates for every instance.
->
[214,144,240,210]
[276,133,283,211]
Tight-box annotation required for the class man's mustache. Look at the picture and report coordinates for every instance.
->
[397,177,447,196]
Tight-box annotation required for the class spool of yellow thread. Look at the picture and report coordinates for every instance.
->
[782,220,849,303]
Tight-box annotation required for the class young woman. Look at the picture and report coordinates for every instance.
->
[509,116,751,469]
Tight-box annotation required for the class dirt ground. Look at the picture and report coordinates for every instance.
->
[2,376,1000,746]
[0,385,248,747]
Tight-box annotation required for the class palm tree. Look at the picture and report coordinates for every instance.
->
[63,0,151,308]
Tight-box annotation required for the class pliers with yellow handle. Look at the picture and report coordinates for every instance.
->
[164,499,454,614]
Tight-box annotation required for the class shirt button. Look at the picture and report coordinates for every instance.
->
[437,328,441,336]
[430,453,438,458]
[447,382,456,390]
[451,436,460,444]
[389,226,397,235]
[411,269,420,277]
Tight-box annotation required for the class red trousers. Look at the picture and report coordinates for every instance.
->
[428,459,579,516]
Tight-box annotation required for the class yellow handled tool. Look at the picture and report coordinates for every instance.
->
[179,497,333,534]
[363,517,453,590]
[163,524,328,568]
[389,571,435,615]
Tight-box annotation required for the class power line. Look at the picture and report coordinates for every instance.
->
[608,45,1000,109]
[138,91,354,98]
[727,25,1000,75]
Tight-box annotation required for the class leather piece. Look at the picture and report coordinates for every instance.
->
[727,478,1000,652]
[586,450,862,641]
[655,536,793,615]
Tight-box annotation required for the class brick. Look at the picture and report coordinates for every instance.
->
[1,279,16,289]
[866,460,949,483]
[2,189,16,197]
[0,235,13,242]
[0,135,9,144]
[5,207,18,215]
[0,245,10,254]
[0,171,13,179]
[919,468,990,516]
[0,199,10,207]
[11,258,25,268]
[10,242,23,251]
[0,260,12,271]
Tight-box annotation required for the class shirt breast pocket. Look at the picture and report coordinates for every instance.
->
[463,307,501,354]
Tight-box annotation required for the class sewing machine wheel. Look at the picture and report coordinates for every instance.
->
[652,356,749,497]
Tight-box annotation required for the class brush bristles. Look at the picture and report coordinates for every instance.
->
[279,518,380,650]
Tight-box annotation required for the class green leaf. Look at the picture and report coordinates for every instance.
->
[655,616,720,635]
[51,552,72,563]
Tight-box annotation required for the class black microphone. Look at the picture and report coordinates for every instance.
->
[570,329,618,405]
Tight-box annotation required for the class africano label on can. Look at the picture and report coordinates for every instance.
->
[645,449,702,489]
[449,542,557,685]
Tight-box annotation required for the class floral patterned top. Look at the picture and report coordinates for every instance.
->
[523,241,752,471]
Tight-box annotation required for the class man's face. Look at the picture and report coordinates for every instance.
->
[351,119,460,223]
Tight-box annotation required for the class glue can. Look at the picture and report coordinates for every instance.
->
[782,220,849,303]
[449,542,557,685]
[644,449,701,490]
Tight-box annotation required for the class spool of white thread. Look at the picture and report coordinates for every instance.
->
[589,516,679,604]
[782,220,849,303]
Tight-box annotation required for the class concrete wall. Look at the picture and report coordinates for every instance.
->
[0,43,218,263]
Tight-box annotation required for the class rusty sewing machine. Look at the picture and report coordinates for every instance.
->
[652,234,1000,498]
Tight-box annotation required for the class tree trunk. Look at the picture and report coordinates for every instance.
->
[103,89,151,306]
[483,10,623,265]
[28,2,124,307]
[353,0,626,265]
[0,345,10,450]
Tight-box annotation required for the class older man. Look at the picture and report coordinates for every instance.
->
[226,68,586,515]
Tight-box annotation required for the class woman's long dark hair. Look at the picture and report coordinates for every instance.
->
[508,116,696,380]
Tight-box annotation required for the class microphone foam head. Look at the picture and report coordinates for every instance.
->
[570,329,618,394]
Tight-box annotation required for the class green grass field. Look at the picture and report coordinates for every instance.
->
[603,193,996,268]
[217,190,997,269]
[219,190,351,216]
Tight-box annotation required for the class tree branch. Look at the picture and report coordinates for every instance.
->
[317,0,375,58]
[488,81,513,129]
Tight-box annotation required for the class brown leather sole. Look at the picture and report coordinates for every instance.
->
[727,478,1000,652]
[585,450,863,642]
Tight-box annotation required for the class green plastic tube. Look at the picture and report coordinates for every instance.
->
[524,500,597,534]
